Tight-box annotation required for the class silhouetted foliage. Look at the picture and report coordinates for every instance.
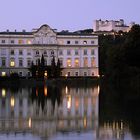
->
[99,25,140,84]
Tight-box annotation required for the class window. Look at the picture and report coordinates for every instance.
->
[83,41,87,44]
[75,72,78,76]
[2,72,6,77]
[91,57,96,67]
[11,40,14,44]
[84,57,88,67]
[19,60,23,67]
[83,49,87,55]
[75,58,79,67]
[75,50,79,55]
[67,41,70,44]
[28,71,31,77]
[75,41,78,44]
[67,50,71,55]
[51,50,54,56]
[19,71,23,77]
[59,50,63,55]
[68,72,70,76]
[2,59,6,67]
[27,40,31,44]
[27,50,31,55]
[59,59,63,66]
[1,40,5,44]
[91,41,94,44]
[44,50,47,55]
[10,60,15,67]
[1,49,6,55]
[36,50,39,55]
[10,50,14,55]
[67,59,71,67]
[91,49,95,55]
[84,72,87,76]
[27,60,31,67]
[18,40,24,44]
[19,50,23,55]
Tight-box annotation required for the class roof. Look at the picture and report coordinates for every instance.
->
[0,32,33,35]
[57,32,94,36]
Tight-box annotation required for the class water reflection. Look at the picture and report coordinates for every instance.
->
[0,84,99,140]
[99,82,140,140]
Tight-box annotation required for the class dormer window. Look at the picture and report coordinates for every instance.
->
[83,41,87,45]
[91,41,94,44]
[18,40,24,44]
[67,41,70,44]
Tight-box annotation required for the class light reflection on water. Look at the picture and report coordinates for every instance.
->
[0,83,139,140]
[0,84,99,140]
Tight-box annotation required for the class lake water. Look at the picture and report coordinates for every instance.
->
[0,82,139,140]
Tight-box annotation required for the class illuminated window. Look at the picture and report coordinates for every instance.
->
[91,57,96,67]
[75,58,79,67]
[10,50,14,55]
[83,49,87,55]
[18,40,24,44]
[27,40,31,44]
[67,59,71,67]
[2,72,6,77]
[83,41,87,44]
[10,60,15,67]
[83,57,88,67]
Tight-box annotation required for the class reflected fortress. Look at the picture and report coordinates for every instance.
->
[0,84,99,139]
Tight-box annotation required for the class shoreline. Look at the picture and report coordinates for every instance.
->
[0,77,100,87]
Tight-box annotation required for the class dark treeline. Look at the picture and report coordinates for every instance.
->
[99,25,140,87]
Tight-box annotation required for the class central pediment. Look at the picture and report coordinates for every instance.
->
[33,24,57,44]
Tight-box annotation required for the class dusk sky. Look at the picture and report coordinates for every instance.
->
[0,0,139,31]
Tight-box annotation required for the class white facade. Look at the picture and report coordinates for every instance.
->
[93,19,135,32]
[0,24,99,77]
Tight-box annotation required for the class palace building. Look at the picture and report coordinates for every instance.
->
[0,24,99,77]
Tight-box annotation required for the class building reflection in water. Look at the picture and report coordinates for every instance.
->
[0,84,99,139]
